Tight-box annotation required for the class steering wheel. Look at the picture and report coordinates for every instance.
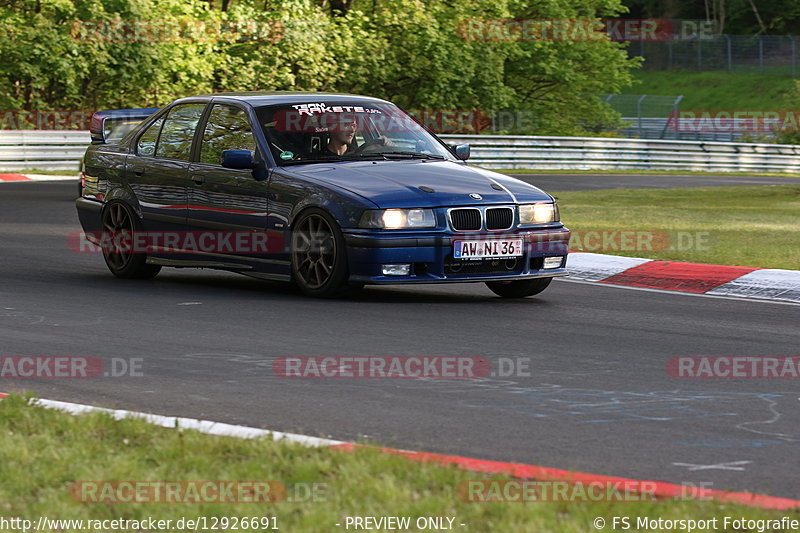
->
[351,137,387,155]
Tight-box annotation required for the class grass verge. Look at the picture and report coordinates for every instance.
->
[1,394,795,532]
[552,185,800,269]
[498,169,800,177]
[621,71,798,111]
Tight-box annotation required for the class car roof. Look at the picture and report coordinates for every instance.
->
[173,91,392,107]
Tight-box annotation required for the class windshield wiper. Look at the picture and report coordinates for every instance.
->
[280,153,391,165]
[280,156,345,166]
[372,151,446,160]
[279,152,443,165]
[339,153,390,160]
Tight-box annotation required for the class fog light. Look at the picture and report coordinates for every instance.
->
[543,256,563,269]
[382,263,411,276]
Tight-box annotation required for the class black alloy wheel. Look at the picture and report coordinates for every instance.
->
[100,202,161,279]
[291,208,355,298]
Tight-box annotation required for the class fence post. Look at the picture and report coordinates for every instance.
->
[665,95,684,140]
[759,36,764,73]
[637,95,646,138]
[725,34,732,72]
[667,40,673,69]
[696,35,702,69]
[791,35,797,77]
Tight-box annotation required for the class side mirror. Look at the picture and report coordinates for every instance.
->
[454,144,471,161]
[221,150,254,169]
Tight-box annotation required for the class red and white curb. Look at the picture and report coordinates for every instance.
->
[1,393,798,511]
[567,253,800,303]
[0,173,76,182]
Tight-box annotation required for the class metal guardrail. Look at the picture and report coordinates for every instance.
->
[0,131,89,171]
[2,130,800,173]
[439,134,800,172]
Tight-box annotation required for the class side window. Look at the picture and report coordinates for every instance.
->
[136,117,164,157]
[155,104,206,161]
[199,105,257,165]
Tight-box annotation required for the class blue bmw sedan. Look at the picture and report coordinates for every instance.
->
[77,92,570,298]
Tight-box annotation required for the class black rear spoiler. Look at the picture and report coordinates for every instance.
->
[90,108,160,144]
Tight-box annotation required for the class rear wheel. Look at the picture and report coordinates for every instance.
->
[101,202,161,280]
[291,208,353,298]
[485,278,552,298]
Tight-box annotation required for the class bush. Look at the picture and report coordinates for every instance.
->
[0,0,640,135]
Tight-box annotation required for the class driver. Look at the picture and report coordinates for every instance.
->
[325,115,358,155]
[321,113,392,156]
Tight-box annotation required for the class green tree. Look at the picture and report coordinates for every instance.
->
[0,0,640,136]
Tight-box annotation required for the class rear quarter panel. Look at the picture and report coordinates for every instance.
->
[82,144,139,205]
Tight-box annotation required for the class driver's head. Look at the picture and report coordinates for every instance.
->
[329,114,357,145]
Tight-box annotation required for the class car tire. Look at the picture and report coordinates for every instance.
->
[291,208,353,298]
[100,201,162,280]
[485,278,552,298]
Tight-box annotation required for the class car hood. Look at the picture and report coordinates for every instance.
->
[284,160,553,208]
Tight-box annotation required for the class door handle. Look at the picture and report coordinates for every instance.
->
[191,174,205,185]
[130,165,144,176]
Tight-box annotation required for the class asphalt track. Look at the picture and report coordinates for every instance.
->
[1,180,799,499]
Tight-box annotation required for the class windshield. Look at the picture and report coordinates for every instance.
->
[255,101,455,165]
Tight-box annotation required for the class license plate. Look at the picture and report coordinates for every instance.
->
[453,239,524,259]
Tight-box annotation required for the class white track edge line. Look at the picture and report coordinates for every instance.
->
[33,398,347,448]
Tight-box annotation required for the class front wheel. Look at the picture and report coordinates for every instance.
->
[485,278,552,298]
[291,208,353,298]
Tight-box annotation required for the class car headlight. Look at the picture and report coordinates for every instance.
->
[359,209,436,229]
[519,203,559,224]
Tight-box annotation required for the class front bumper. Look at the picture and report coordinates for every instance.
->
[345,227,570,284]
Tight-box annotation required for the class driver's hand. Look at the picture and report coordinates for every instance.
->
[358,136,394,153]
